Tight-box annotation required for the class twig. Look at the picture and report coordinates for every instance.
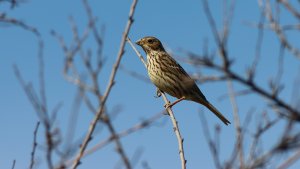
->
[11,160,16,169]
[199,111,222,169]
[161,93,187,169]
[227,81,244,168]
[278,0,300,20]
[260,0,300,59]
[70,0,138,168]
[127,37,187,169]
[277,148,300,169]
[29,121,40,169]
[130,147,144,169]
[0,13,40,37]
[187,56,300,120]
[126,37,147,67]
[88,111,163,155]
[202,0,230,68]
[120,64,150,83]
[248,9,265,81]
[104,117,132,169]
[14,32,56,169]
[64,111,164,167]
[54,0,132,167]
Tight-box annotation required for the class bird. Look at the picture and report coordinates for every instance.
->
[135,36,230,125]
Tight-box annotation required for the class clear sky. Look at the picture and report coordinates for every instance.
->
[1,0,300,169]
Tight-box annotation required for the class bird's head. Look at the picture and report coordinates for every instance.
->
[135,36,165,53]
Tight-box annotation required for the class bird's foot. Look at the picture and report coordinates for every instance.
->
[164,97,186,109]
[164,101,171,109]
[155,88,162,98]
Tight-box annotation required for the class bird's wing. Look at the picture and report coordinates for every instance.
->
[164,54,208,101]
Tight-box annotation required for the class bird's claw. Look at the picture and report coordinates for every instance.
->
[164,101,172,109]
[155,88,162,98]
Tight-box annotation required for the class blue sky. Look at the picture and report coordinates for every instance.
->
[1,0,300,168]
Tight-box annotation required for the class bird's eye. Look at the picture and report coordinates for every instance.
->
[147,39,154,43]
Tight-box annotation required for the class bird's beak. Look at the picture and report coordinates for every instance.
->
[135,39,142,46]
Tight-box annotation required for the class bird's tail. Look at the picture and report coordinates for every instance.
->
[201,101,231,125]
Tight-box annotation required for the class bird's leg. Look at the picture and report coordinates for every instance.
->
[155,88,162,98]
[164,96,185,109]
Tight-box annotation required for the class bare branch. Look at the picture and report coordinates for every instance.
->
[126,37,147,67]
[277,149,300,169]
[71,0,139,168]
[259,0,300,58]
[29,121,40,169]
[64,111,164,167]
[227,81,244,168]
[161,92,187,169]
[199,111,222,169]
[11,160,16,169]
[0,13,40,37]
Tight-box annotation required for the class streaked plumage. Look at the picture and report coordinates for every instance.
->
[136,36,230,125]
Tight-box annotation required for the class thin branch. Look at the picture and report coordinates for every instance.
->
[202,0,230,68]
[199,111,222,169]
[126,37,147,67]
[227,81,244,168]
[248,9,265,81]
[103,116,132,169]
[14,32,56,169]
[64,111,164,167]
[278,0,300,20]
[11,160,16,169]
[0,13,40,37]
[161,93,187,169]
[187,56,300,120]
[277,148,300,169]
[120,64,150,83]
[260,0,300,58]
[80,2,133,166]
[29,121,40,169]
[71,0,138,168]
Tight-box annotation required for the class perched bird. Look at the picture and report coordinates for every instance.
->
[136,36,230,125]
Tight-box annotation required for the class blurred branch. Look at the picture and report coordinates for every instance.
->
[0,13,40,37]
[13,31,60,169]
[278,0,300,20]
[64,111,164,167]
[127,37,187,169]
[120,64,150,83]
[187,54,300,120]
[277,149,300,169]
[201,0,233,68]
[85,111,164,158]
[248,115,280,163]
[199,111,222,169]
[258,0,300,59]
[197,0,300,168]
[129,147,144,169]
[227,81,244,168]
[53,0,134,167]
[199,0,300,121]
[81,1,132,167]
[29,121,40,169]
[194,75,228,83]
[0,0,23,8]
[71,0,139,168]
[11,160,16,169]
